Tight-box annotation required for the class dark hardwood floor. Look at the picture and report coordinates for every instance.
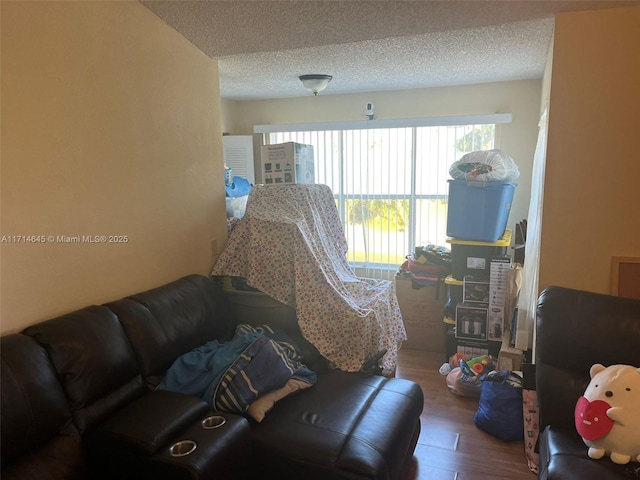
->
[396,348,535,480]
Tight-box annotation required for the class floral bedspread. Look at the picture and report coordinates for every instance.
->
[211,184,406,375]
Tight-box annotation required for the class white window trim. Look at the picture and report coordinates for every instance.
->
[254,113,512,134]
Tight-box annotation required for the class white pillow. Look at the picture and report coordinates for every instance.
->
[247,378,312,422]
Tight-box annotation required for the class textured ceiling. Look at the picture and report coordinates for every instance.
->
[141,0,640,100]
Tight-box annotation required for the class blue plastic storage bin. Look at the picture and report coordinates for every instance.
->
[446,180,516,242]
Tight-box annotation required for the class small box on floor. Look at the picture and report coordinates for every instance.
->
[497,347,524,371]
[446,334,501,362]
[497,332,524,371]
[456,339,489,360]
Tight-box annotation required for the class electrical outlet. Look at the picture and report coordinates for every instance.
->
[210,239,218,257]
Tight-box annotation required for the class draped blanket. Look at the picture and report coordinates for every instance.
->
[211,184,406,376]
[159,325,316,413]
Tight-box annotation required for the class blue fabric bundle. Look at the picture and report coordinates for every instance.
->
[159,324,316,414]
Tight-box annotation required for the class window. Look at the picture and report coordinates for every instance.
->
[258,114,510,278]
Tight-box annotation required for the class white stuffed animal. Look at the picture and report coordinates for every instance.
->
[574,364,640,464]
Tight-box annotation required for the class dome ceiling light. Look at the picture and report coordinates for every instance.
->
[298,74,333,96]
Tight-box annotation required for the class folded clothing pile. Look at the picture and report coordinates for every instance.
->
[398,244,451,286]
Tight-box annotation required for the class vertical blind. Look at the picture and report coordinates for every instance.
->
[257,114,511,279]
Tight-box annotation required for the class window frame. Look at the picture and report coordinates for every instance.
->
[255,114,512,277]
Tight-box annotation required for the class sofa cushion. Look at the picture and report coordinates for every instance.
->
[539,425,636,480]
[1,334,85,479]
[106,274,237,387]
[247,378,312,422]
[23,305,144,434]
[250,370,423,480]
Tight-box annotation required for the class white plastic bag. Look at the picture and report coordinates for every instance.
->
[449,149,520,182]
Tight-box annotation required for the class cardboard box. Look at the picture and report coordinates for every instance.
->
[487,257,511,340]
[463,275,490,304]
[456,340,489,360]
[455,303,488,340]
[487,306,505,341]
[260,142,315,185]
[497,346,524,371]
[395,276,445,352]
[497,330,524,371]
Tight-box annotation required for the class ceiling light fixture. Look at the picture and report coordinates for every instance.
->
[299,74,332,96]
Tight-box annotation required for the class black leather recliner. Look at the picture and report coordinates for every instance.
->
[535,286,640,479]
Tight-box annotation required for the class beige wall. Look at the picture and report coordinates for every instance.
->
[540,6,640,294]
[223,79,543,239]
[0,1,226,333]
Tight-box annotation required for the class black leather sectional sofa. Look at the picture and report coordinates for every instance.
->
[1,274,423,480]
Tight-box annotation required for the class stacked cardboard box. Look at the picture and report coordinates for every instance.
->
[395,276,445,352]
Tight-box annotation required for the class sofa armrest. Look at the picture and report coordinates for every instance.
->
[89,390,209,456]
[1,334,85,479]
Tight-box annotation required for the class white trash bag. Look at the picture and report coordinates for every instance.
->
[449,149,520,182]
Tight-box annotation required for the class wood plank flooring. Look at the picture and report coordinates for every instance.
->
[396,348,535,480]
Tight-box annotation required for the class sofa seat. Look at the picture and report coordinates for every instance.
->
[539,425,640,480]
[251,369,423,480]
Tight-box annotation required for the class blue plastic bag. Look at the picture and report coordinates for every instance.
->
[225,176,252,198]
[473,371,524,441]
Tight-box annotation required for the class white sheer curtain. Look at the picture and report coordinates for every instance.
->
[515,107,548,351]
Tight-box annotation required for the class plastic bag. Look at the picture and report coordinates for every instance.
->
[473,371,524,441]
[225,176,252,197]
[449,149,520,182]
[445,367,482,398]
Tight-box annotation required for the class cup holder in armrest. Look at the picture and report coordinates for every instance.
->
[201,415,226,429]
[169,440,197,457]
